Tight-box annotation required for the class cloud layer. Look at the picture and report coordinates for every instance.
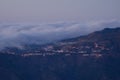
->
[0,20,120,49]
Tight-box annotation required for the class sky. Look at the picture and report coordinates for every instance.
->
[0,0,120,49]
[0,0,120,23]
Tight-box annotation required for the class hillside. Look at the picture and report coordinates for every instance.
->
[1,27,120,57]
[43,27,120,56]
[0,27,120,80]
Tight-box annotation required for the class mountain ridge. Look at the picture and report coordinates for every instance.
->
[0,27,120,56]
[0,27,120,80]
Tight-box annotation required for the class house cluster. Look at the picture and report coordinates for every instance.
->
[1,41,113,57]
[21,42,112,57]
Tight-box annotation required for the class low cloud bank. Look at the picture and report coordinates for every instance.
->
[0,20,120,49]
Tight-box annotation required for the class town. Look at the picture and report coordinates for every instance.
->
[0,40,113,58]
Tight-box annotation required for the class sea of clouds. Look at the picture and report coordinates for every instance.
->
[0,20,120,49]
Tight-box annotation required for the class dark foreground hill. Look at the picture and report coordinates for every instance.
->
[0,27,120,80]
[0,54,120,80]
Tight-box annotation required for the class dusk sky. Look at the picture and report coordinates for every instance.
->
[0,0,120,48]
[0,0,120,23]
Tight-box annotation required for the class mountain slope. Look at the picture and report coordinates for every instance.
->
[1,27,120,56]
[53,27,120,54]
[0,27,120,80]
